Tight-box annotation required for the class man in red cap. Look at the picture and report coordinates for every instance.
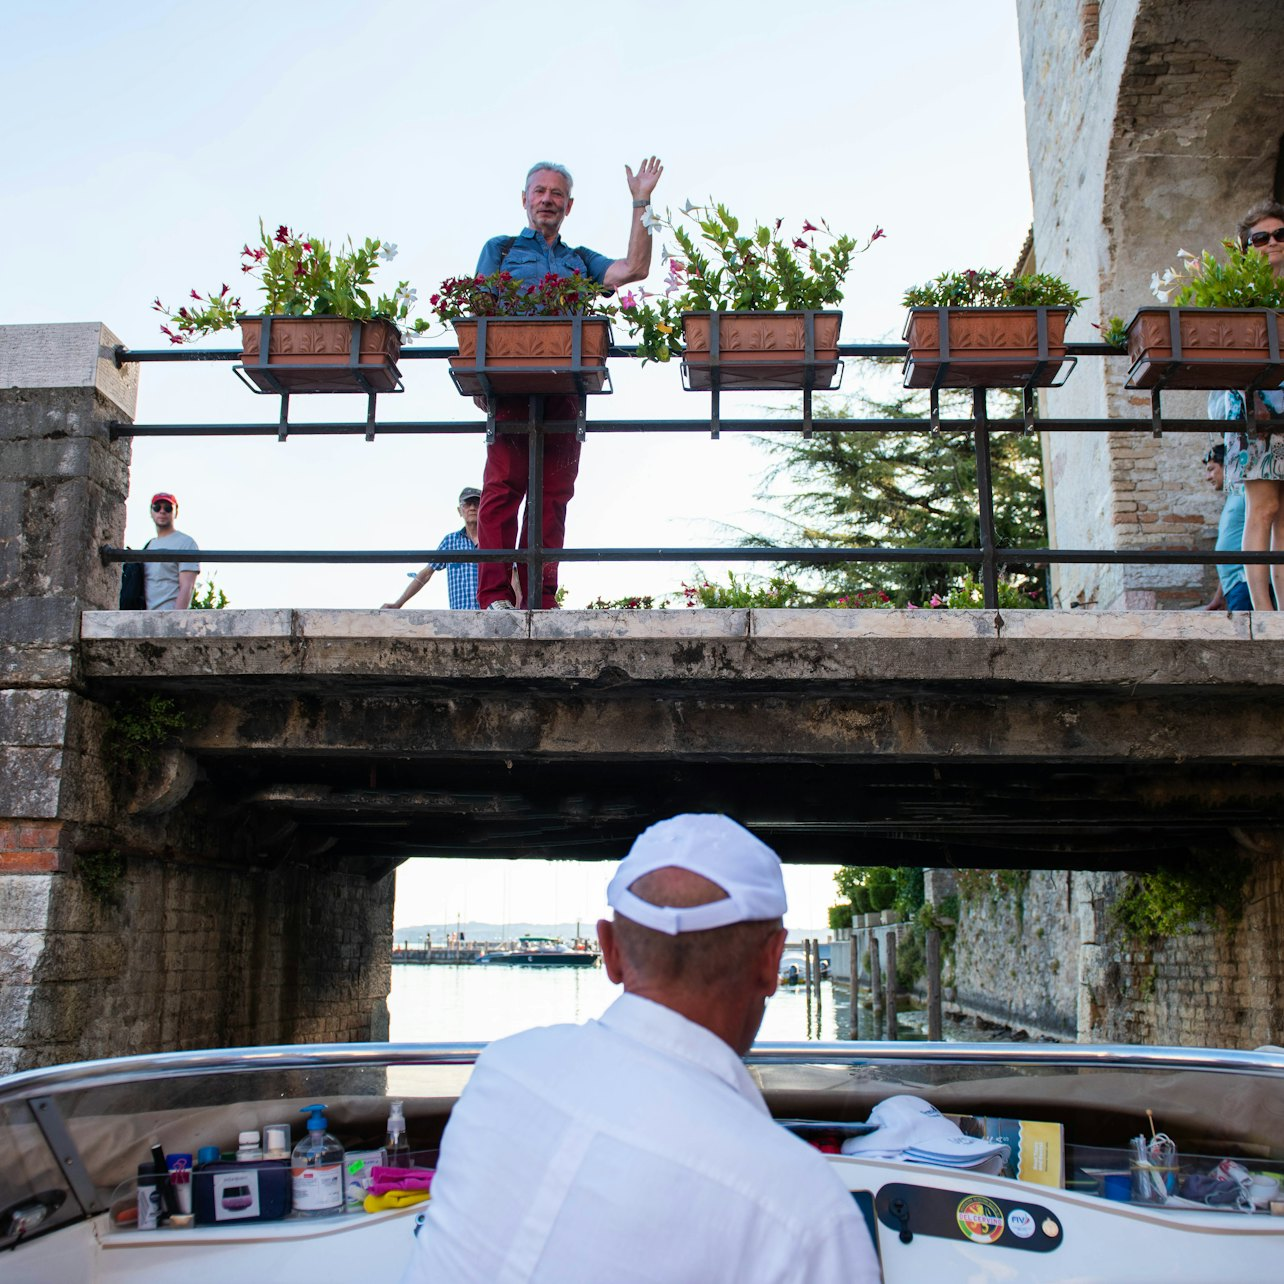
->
[145,491,200,610]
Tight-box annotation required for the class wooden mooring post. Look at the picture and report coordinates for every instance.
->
[885,932,898,1041]
[869,930,882,1023]
[926,928,942,1040]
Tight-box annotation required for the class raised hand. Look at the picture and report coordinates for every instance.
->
[625,157,663,202]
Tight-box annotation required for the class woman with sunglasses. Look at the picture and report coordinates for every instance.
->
[1211,201,1284,609]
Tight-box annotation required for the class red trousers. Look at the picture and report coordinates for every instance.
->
[477,397,582,609]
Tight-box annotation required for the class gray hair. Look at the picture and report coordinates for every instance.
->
[525,162,573,194]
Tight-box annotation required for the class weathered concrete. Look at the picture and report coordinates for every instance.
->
[1016,0,1284,609]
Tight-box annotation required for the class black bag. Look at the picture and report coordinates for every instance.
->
[118,540,150,610]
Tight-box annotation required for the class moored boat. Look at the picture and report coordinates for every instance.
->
[475,936,599,967]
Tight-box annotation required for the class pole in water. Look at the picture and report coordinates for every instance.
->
[926,928,942,1041]
[869,933,883,1029]
[885,933,898,1041]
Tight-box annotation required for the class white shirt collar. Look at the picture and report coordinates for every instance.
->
[595,992,769,1116]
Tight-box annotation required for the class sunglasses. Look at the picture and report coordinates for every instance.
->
[1247,228,1284,247]
[151,502,174,512]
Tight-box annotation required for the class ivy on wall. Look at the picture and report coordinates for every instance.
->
[1112,854,1252,942]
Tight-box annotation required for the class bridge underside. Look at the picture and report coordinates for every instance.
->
[80,609,1284,871]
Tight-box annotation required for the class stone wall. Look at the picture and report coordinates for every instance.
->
[0,324,398,1072]
[945,851,1284,1048]
[1015,0,1284,609]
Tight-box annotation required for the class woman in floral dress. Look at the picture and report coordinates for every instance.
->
[1211,201,1284,609]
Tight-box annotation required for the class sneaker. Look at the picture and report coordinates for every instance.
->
[486,600,516,610]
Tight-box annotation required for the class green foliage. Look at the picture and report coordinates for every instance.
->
[828,901,854,930]
[430,269,615,324]
[104,695,186,773]
[1113,854,1253,941]
[1098,315,1128,348]
[585,594,667,610]
[189,575,229,610]
[683,572,806,609]
[903,268,1086,313]
[1156,242,1284,309]
[620,203,883,362]
[756,382,1049,605]
[77,848,125,906]
[945,575,1044,610]
[154,219,424,343]
[958,868,1032,929]
[833,865,924,919]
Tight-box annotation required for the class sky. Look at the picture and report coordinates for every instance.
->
[2,0,1036,931]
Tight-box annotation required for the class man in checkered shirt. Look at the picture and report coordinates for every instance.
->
[383,487,485,610]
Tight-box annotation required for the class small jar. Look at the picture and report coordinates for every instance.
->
[236,1130,263,1162]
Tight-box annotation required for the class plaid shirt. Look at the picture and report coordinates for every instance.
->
[431,528,480,609]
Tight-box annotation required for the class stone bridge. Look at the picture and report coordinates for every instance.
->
[6,1,1284,1067]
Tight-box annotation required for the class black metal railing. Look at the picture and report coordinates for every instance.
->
[102,339,1267,611]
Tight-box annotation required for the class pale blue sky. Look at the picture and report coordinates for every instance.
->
[3,1,1036,926]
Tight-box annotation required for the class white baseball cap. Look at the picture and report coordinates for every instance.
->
[607,814,788,935]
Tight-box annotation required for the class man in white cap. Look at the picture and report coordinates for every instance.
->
[401,813,881,1284]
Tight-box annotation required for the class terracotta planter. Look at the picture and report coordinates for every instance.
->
[449,317,611,396]
[681,311,842,391]
[1124,308,1284,390]
[238,316,401,394]
[902,307,1070,389]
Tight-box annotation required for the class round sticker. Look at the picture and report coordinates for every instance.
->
[956,1196,1005,1245]
[1007,1208,1036,1239]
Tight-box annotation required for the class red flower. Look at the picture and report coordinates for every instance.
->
[189,289,202,301]
[430,293,440,305]
[151,297,164,312]
[871,226,886,241]
[774,218,783,231]
[302,241,313,252]
[801,220,819,233]
[275,225,290,244]
[793,238,807,249]
[241,264,253,273]
[670,261,684,273]
[177,307,188,318]
[219,283,229,297]
[294,262,306,276]
[241,244,253,257]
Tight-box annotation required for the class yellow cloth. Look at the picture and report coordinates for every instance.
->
[364,1189,431,1213]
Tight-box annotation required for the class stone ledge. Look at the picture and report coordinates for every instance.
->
[0,322,138,419]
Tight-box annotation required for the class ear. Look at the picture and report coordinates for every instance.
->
[597,917,625,984]
[564,195,574,218]
[759,927,787,998]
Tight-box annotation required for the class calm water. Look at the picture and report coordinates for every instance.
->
[388,962,926,1044]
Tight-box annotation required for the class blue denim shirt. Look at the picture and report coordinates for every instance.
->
[476,227,613,287]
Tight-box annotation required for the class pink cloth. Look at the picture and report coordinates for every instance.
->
[370,1165,435,1196]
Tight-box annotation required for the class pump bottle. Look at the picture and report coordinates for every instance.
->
[291,1104,345,1217]
[385,1100,410,1167]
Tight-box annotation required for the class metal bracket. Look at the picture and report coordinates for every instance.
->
[1022,385,1037,435]
[29,1096,102,1217]
[709,311,721,439]
[278,393,290,442]
[1151,388,1163,439]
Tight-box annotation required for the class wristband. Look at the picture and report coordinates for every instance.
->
[632,199,648,209]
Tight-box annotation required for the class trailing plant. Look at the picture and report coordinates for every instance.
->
[154,219,425,343]
[1112,853,1252,941]
[945,575,1045,610]
[77,848,125,906]
[1097,315,1128,347]
[1150,241,1284,309]
[430,269,615,325]
[958,868,1032,929]
[680,572,807,609]
[104,695,186,773]
[585,594,667,609]
[620,202,884,362]
[902,268,1086,312]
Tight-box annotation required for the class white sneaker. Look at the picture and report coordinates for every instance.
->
[486,600,516,610]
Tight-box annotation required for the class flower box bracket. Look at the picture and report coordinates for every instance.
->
[679,310,844,440]
[903,306,1077,392]
[482,392,590,447]
[449,317,613,420]
[233,316,403,441]
[1124,307,1284,394]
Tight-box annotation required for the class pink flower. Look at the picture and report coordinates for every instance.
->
[906,602,919,610]
[929,594,943,608]
[241,264,253,273]
[871,226,886,241]
[219,283,229,297]
[793,238,807,250]
[275,225,290,244]
[151,297,164,312]
[241,244,254,258]
[302,241,313,252]
[618,291,637,310]
[801,220,819,233]
[189,289,202,301]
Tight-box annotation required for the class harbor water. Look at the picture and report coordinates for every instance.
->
[388,962,930,1044]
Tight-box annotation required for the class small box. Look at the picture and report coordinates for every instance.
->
[343,1149,386,1211]
[193,1159,292,1225]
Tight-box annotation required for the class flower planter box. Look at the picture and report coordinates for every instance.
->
[1124,308,1284,390]
[680,311,842,391]
[237,316,401,394]
[902,307,1071,389]
[449,317,611,397]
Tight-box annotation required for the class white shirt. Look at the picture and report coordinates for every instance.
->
[402,993,880,1284]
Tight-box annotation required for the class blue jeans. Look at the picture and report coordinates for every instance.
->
[1224,581,1252,611]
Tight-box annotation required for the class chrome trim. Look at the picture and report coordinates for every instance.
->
[2,1039,1282,1108]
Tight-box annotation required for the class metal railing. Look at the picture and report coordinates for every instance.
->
[102,338,1268,611]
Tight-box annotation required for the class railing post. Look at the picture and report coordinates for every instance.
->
[972,387,1000,610]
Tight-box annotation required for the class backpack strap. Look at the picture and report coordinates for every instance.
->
[495,236,518,269]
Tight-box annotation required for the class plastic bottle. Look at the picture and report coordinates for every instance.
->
[384,1100,410,1167]
[236,1130,263,1162]
[291,1105,345,1217]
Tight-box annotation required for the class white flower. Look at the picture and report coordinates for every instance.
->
[1161,267,1177,285]
[970,588,982,603]
[380,242,399,261]
[681,198,697,214]
[1149,271,1173,303]
[640,207,663,237]
[1177,247,1196,261]
[659,241,675,262]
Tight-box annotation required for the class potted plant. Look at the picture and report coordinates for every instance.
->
[1124,242,1284,390]
[153,221,426,394]
[620,203,883,390]
[900,268,1086,389]
[429,270,616,397]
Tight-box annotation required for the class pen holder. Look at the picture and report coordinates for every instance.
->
[1130,1160,1179,1204]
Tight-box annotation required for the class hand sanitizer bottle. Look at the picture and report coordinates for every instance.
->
[291,1105,345,1217]
[385,1100,410,1167]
